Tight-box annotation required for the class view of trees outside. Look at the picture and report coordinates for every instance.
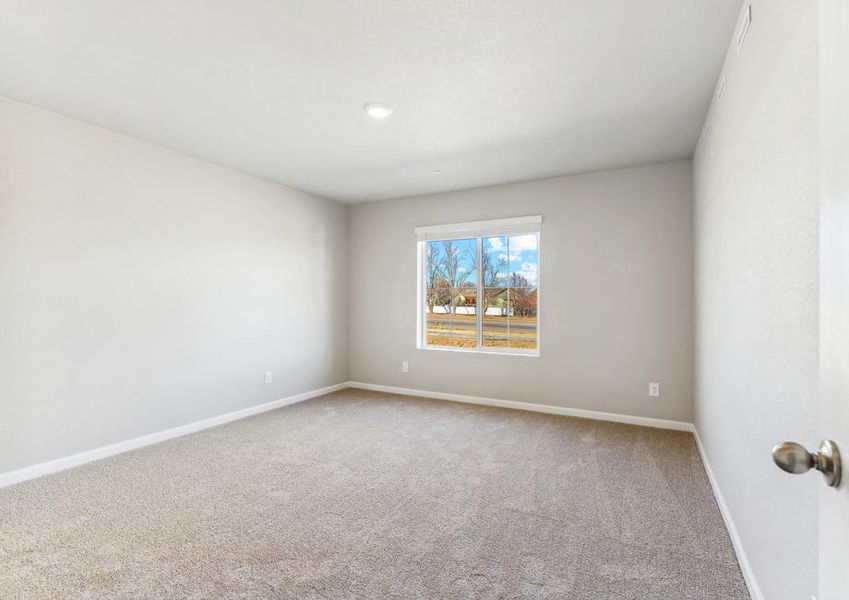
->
[424,234,538,350]
[424,238,478,347]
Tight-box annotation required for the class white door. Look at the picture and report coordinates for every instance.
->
[818,1,849,597]
[773,3,849,597]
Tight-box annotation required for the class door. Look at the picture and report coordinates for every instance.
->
[818,0,849,597]
[772,3,849,597]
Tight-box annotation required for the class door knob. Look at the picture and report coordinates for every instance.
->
[772,440,842,487]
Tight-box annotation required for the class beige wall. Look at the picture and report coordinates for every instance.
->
[0,97,349,474]
[693,2,819,599]
[349,161,694,422]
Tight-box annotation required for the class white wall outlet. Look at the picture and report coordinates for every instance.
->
[648,382,660,397]
[265,371,273,384]
[401,361,409,373]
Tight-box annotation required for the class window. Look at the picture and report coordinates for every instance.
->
[416,216,541,355]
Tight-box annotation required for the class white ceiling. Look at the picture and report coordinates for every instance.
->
[0,1,741,203]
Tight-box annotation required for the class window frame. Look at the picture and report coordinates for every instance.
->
[415,217,542,357]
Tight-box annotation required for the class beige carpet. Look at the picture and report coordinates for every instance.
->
[0,389,749,599]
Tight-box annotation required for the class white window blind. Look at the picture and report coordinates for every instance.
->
[414,215,542,241]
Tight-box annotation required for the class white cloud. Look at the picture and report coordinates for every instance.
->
[488,235,537,262]
[509,234,537,252]
[515,269,538,285]
[521,262,537,272]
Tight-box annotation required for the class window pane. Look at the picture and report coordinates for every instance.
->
[507,233,538,288]
[424,239,477,348]
[480,234,538,350]
[508,234,538,349]
[481,235,509,348]
[423,234,537,353]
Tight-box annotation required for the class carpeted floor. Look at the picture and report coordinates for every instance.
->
[0,389,749,599]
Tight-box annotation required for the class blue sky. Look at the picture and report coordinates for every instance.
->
[427,235,538,288]
[486,234,538,286]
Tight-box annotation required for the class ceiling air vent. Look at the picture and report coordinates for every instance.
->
[716,76,727,105]
[737,5,752,51]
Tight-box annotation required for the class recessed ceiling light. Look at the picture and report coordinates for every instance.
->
[364,102,392,119]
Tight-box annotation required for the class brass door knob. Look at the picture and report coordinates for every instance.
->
[772,440,842,487]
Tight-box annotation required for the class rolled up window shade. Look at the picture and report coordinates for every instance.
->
[414,215,542,241]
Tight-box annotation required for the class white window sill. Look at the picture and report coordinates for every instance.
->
[416,344,540,358]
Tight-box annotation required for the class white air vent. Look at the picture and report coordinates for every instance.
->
[737,5,752,51]
[716,76,727,104]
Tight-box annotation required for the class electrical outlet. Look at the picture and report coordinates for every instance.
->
[401,361,409,373]
[265,371,273,384]
[648,382,660,397]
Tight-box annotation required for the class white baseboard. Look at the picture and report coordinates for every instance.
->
[692,428,764,600]
[349,380,759,597]
[0,382,348,489]
[346,381,694,432]
[2,378,758,600]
